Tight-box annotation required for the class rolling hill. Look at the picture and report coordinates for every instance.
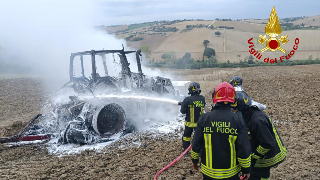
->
[109,16,320,63]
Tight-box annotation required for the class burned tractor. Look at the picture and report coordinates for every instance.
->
[65,48,176,95]
[14,48,180,144]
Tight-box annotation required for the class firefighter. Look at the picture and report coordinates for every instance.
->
[229,76,266,111]
[191,82,251,180]
[180,82,206,151]
[231,91,287,180]
[229,76,244,91]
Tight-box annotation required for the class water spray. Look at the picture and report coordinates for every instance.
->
[80,94,180,105]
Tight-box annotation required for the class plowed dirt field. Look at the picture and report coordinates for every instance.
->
[0,65,319,180]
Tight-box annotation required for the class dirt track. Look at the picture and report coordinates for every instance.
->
[0,65,319,179]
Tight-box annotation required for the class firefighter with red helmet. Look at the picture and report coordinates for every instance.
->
[180,82,206,151]
[231,91,287,180]
[191,82,251,180]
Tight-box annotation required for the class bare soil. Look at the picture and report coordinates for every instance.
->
[0,65,319,179]
[0,78,46,137]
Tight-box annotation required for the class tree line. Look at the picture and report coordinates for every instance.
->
[141,40,320,69]
[146,53,320,69]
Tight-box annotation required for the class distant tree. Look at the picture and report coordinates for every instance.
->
[161,51,176,61]
[125,35,134,41]
[313,19,315,22]
[161,53,169,59]
[203,40,210,48]
[248,55,254,64]
[133,37,143,41]
[182,53,193,64]
[215,31,221,36]
[173,53,194,69]
[237,54,241,61]
[203,48,215,58]
[197,59,201,69]
[183,53,191,61]
[140,45,151,58]
[207,57,218,67]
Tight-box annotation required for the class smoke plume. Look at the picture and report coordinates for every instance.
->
[0,0,157,89]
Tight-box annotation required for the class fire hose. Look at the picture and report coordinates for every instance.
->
[154,144,247,180]
[154,145,191,180]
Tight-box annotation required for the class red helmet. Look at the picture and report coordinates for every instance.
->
[213,82,236,103]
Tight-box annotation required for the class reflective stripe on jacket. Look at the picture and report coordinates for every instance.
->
[180,94,205,128]
[191,104,251,179]
[246,108,287,168]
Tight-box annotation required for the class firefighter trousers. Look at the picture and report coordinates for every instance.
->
[182,126,195,150]
[203,174,240,180]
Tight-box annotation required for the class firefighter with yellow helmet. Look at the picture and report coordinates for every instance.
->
[180,82,206,151]
[231,90,287,180]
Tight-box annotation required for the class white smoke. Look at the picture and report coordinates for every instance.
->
[0,0,174,91]
[0,1,182,145]
[0,0,150,89]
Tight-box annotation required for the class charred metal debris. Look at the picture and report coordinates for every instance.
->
[2,48,179,145]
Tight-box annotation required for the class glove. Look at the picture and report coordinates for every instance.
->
[178,101,182,105]
[240,174,250,180]
[192,163,199,170]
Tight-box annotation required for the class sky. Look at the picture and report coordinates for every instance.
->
[99,0,320,25]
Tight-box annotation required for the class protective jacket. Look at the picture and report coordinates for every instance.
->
[180,94,205,128]
[191,104,251,179]
[244,107,287,168]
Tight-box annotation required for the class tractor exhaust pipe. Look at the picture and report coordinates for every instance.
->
[62,103,126,144]
[92,103,125,136]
